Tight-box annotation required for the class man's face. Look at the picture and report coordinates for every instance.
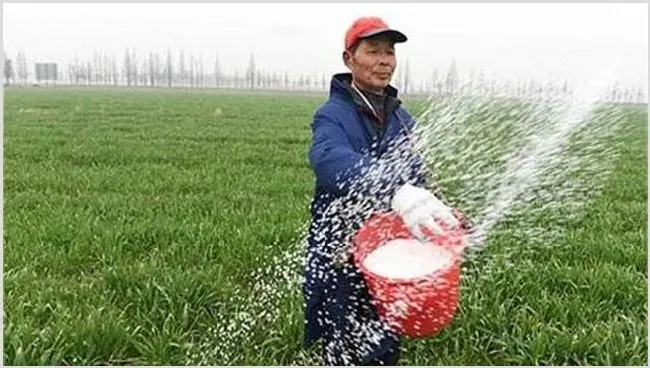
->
[344,36,397,93]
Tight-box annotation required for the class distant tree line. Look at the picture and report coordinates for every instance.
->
[3,48,647,104]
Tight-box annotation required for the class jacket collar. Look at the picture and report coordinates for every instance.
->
[329,72,399,100]
[329,73,402,122]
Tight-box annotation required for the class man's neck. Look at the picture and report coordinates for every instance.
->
[352,79,384,95]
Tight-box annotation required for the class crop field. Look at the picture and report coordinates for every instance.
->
[3,87,647,365]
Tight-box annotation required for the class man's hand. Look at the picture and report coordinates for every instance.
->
[391,183,460,241]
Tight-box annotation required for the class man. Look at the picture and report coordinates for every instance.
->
[303,16,470,365]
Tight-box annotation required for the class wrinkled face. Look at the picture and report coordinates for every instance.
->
[343,36,397,94]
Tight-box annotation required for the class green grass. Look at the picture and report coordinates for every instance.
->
[3,87,647,365]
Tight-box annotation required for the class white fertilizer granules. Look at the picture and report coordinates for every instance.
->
[362,239,453,279]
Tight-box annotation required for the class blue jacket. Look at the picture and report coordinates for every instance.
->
[302,73,428,364]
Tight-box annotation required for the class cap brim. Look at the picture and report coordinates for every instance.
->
[359,28,408,43]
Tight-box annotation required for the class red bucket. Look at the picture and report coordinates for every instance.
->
[352,211,466,339]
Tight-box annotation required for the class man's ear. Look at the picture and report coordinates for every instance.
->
[342,50,352,69]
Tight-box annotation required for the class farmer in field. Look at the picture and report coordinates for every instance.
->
[303,16,471,365]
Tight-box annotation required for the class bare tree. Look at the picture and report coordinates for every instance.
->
[299,74,306,90]
[445,59,458,95]
[100,53,107,85]
[474,69,485,95]
[402,59,410,95]
[103,53,112,85]
[610,82,620,103]
[214,53,221,88]
[140,57,148,87]
[197,53,205,88]
[111,55,118,86]
[123,48,132,87]
[166,49,173,88]
[79,59,88,85]
[147,52,154,87]
[562,80,570,95]
[101,52,107,84]
[527,78,536,99]
[86,59,93,85]
[392,62,401,91]
[637,86,646,103]
[178,50,186,86]
[66,61,74,85]
[625,86,635,103]
[466,69,476,94]
[189,53,195,88]
[131,49,139,86]
[93,51,102,84]
[71,55,80,84]
[490,79,498,96]
[72,60,80,85]
[102,52,108,84]
[517,80,525,98]
[256,69,263,88]
[246,53,256,90]
[4,54,15,85]
[16,51,28,84]
[430,69,439,95]
[154,52,163,86]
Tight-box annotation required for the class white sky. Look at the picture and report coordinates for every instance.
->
[3,3,648,87]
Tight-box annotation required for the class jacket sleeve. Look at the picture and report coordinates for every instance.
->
[308,110,375,198]
[308,109,428,201]
[309,112,396,200]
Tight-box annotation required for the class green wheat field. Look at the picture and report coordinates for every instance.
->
[3,87,647,365]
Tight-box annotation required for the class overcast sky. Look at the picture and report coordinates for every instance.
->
[3,3,648,88]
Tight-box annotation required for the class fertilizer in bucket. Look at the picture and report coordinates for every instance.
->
[362,239,453,280]
[353,212,464,338]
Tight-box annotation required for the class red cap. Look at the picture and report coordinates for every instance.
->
[344,16,407,51]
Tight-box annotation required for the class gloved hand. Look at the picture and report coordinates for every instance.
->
[391,183,460,240]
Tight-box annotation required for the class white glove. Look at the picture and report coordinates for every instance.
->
[391,183,459,240]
